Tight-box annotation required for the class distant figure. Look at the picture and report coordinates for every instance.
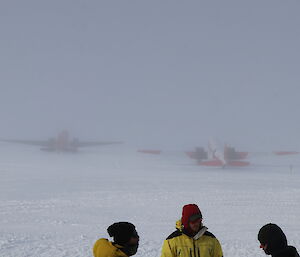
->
[93,222,139,257]
[258,223,299,257]
[160,204,223,257]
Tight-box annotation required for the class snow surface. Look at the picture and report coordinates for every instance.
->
[1,145,300,257]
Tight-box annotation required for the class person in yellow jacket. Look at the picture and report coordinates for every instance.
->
[161,204,223,257]
[93,222,139,257]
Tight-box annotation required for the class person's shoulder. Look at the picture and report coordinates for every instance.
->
[93,238,115,253]
[204,231,216,238]
[287,246,300,257]
[166,230,183,240]
[94,238,110,246]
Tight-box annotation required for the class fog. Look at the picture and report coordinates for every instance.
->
[2,2,300,257]
[1,0,300,151]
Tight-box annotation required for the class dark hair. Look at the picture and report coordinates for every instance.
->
[107,222,137,245]
[258,223,287,254]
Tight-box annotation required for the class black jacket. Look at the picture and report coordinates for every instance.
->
[272,246,299,257]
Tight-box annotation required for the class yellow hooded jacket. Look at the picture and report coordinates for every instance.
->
[161,220,223,257]
[93,238,128,257]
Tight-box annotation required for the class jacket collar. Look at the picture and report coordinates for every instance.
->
[182,226,208,239]
[176,219,208,239]
[193,226,208,240]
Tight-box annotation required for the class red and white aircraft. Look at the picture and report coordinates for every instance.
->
[0,130,122,152]
[190,140,250,167]
[138,139,299,168]
[138,140,250,167]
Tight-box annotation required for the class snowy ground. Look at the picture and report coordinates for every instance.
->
[1,144,300,257]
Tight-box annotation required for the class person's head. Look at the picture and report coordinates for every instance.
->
[107,222,139,256]
[258,223,287,255]
[181,204,203,233]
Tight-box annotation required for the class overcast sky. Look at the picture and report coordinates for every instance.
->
[0,0,299,150]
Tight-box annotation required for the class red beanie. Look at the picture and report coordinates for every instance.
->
[181,204,202,229]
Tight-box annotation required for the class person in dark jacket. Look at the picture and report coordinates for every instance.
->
[93,222,139,257]
[258,223,299,257]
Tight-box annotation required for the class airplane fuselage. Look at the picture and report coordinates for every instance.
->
[40,131,78,152]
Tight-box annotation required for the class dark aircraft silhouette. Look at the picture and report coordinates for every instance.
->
[0,130,122,152]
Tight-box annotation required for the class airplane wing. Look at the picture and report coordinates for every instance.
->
[0,139,49,146]
[74,141,123,147]
[138,149,162,154]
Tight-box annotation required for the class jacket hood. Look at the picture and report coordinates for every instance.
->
[258,224,287,254]
[176,219,184,231]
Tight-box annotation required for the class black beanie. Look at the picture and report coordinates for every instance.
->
[107,222,137,245]
[258,223,287,254]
